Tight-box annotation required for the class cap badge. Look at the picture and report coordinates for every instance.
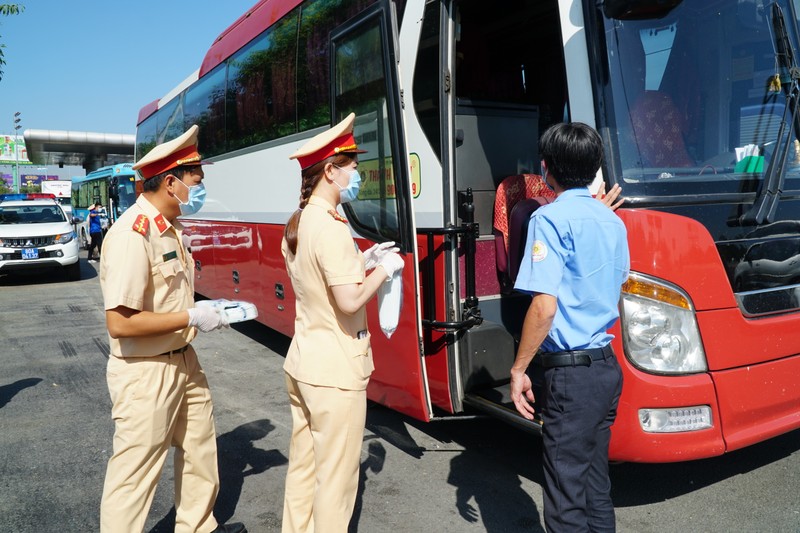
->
[334,143,358,154]
[175,154,202,166]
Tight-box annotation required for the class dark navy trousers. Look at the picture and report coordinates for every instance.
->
[540,352,623,532]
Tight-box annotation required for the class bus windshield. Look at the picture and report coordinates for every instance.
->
[599,0,800,200]
[114,176,138,216]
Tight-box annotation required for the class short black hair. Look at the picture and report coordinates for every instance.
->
[539,122,603,189]
[141,166,190,193]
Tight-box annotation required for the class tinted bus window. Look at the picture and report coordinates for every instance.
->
[297,0,378,132]
[226,9,300,151]
[136,114,158,160]
[185,65,227,157]
[157,95,186,144]
[413,1,442,161]
[333,11,402,244]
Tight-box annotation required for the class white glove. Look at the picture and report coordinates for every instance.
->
[378,251,404,280]
[363,241,399,270]
[187,306,229,332]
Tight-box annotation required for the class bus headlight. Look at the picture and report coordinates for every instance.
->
[54,231,75,244]
[620,273,707,374]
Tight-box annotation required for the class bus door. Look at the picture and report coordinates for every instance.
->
[331,0,432,421]
[436,0,569,431]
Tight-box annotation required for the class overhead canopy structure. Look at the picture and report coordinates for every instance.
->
[23,129,135,172]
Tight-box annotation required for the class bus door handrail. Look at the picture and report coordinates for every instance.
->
[417,188,483,332]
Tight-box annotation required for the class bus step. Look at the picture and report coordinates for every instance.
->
[463,385,543,436]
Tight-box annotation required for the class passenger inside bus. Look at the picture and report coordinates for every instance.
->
[492,174,554,292]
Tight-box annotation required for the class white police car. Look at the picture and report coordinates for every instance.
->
[0,193,81,280]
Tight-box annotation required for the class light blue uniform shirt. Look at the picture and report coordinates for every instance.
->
[514,187,630,352]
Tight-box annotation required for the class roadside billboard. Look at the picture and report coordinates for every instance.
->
[0,135,32,165]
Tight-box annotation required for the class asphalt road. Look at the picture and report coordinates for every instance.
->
[1,255,799,532]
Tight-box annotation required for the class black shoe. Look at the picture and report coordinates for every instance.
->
[211,523,247,533]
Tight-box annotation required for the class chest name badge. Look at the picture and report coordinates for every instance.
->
[162,250,178,262]
[532,240,548,262]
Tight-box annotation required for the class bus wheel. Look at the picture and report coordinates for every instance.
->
[65,261,81,281]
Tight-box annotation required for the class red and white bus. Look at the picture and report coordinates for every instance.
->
[136,0,800,462]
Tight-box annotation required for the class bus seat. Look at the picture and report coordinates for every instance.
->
[630,91,694,167]
[508,197,553,286]
[493,174,554,290]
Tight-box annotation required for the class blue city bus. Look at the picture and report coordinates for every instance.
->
[71,163,139,248]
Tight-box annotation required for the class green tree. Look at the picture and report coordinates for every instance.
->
[0,4,25,81]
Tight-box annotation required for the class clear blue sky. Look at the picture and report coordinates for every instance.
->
[0,0,257,135]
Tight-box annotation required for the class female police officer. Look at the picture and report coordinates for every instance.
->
[280,113,403,532]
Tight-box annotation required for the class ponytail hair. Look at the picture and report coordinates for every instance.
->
[284,153,355,254]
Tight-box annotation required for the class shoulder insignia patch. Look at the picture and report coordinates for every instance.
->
[132,214,149,236]
[154,213,168,233]
[327,209,348,224]
[532,240,548,262]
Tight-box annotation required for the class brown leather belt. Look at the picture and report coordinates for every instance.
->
[536,344,614,368]
[159,345,189,356]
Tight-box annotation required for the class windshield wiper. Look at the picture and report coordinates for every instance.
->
[740,2,800,226]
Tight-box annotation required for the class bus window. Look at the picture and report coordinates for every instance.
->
[157,94,186,145]
[333,9,403,245]
[136,114,158,160]
[297,0,379,132]
[185,64,226,157]
[412,1,442,161]
[226,9,300,151]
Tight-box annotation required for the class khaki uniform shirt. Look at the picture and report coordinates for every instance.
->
[282,195,373,390]
[100,194,196,357]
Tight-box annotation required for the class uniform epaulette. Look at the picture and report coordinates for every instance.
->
[132,214,150,236]
[327,209,348,224]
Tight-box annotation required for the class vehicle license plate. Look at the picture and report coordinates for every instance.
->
[22,248,39,260]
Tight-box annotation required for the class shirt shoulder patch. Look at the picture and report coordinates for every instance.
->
[532,240,548,262]
[132,214,150,236]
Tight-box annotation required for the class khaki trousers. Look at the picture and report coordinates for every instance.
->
[100,346,219,533]
[282,373,367,533]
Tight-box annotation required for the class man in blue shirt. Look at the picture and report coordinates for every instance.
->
[88,202,105,261]
[510,123,629,532]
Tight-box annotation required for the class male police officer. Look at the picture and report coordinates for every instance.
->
[510,123,629,532]
[99,125,246,533]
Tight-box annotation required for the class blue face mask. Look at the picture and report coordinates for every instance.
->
[334,166,361,203]
[542,165,555,193]
[175,178,207,216]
